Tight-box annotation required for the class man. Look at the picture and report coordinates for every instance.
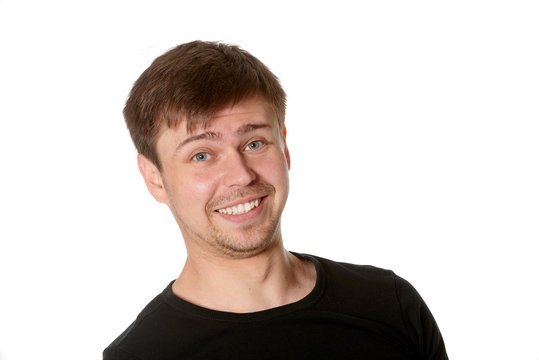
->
[104,40,448,359]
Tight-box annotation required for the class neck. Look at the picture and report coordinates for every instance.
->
[172,244,316,313]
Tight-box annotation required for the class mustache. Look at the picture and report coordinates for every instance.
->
[206,183,274,211]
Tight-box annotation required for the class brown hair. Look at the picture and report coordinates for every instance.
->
[123,40,287,169]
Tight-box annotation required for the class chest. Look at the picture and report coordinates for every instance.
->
[146,312,418,360]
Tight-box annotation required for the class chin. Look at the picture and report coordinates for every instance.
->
[210,223,282,259]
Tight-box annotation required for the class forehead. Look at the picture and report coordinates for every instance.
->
[184,96,276,134]
[157,96,278,148]
[207,95,275,125]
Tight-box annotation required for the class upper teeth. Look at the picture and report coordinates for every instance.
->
[218,198,260,215]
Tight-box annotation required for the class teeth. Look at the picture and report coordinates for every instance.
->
[218,198,261,215]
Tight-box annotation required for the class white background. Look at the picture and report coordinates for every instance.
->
[1,1,538,359]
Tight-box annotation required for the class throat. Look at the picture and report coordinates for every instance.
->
[172,251,316,313]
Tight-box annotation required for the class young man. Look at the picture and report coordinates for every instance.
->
[104,41,448,359]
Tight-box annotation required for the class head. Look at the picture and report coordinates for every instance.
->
[124,41,290,258]
[124,40,287,170]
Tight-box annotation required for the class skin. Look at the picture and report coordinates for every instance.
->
[138,95,316,313]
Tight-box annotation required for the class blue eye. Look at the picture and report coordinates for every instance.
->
[193,152,211,162]
[245,141,263,151]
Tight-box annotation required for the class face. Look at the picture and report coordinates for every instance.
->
[139,96,290,259]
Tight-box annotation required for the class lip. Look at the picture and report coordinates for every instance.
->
[214,196,267,224]
[212,195,267,212]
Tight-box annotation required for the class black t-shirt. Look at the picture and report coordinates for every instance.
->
[104,254,448,359]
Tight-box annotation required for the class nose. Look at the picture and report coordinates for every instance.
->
[222,151,256,187]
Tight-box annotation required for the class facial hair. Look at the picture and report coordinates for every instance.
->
[175,182,284,259]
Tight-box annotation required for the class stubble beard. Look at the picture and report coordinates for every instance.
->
[207,212,283,258]
[175,183,286,259]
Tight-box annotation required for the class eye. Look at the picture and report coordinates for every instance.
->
[193,152,211,162]
[245,140,263,151]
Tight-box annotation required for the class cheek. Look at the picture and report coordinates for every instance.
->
[255,152,290,186]
[168,170,218,209]
[184,175,215,201]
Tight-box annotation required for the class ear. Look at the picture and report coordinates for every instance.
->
[137,154,169,205]
[285,145,291,170]
[282,125,291,170]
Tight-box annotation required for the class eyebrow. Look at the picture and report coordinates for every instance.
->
[177,123,271,150]
[235,123,271,135]
[177,131,221,150]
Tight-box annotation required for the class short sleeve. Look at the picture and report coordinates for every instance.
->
[103,347,143,360]
[393,274,449,360]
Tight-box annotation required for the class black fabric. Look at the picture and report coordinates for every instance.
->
[104,254,448,359]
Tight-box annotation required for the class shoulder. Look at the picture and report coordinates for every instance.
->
[300,253,448,359]
[103,284,173,359]
[302,253,399,291]
[298,253,423,322]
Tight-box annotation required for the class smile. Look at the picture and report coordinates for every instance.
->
[217,198,261,215]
